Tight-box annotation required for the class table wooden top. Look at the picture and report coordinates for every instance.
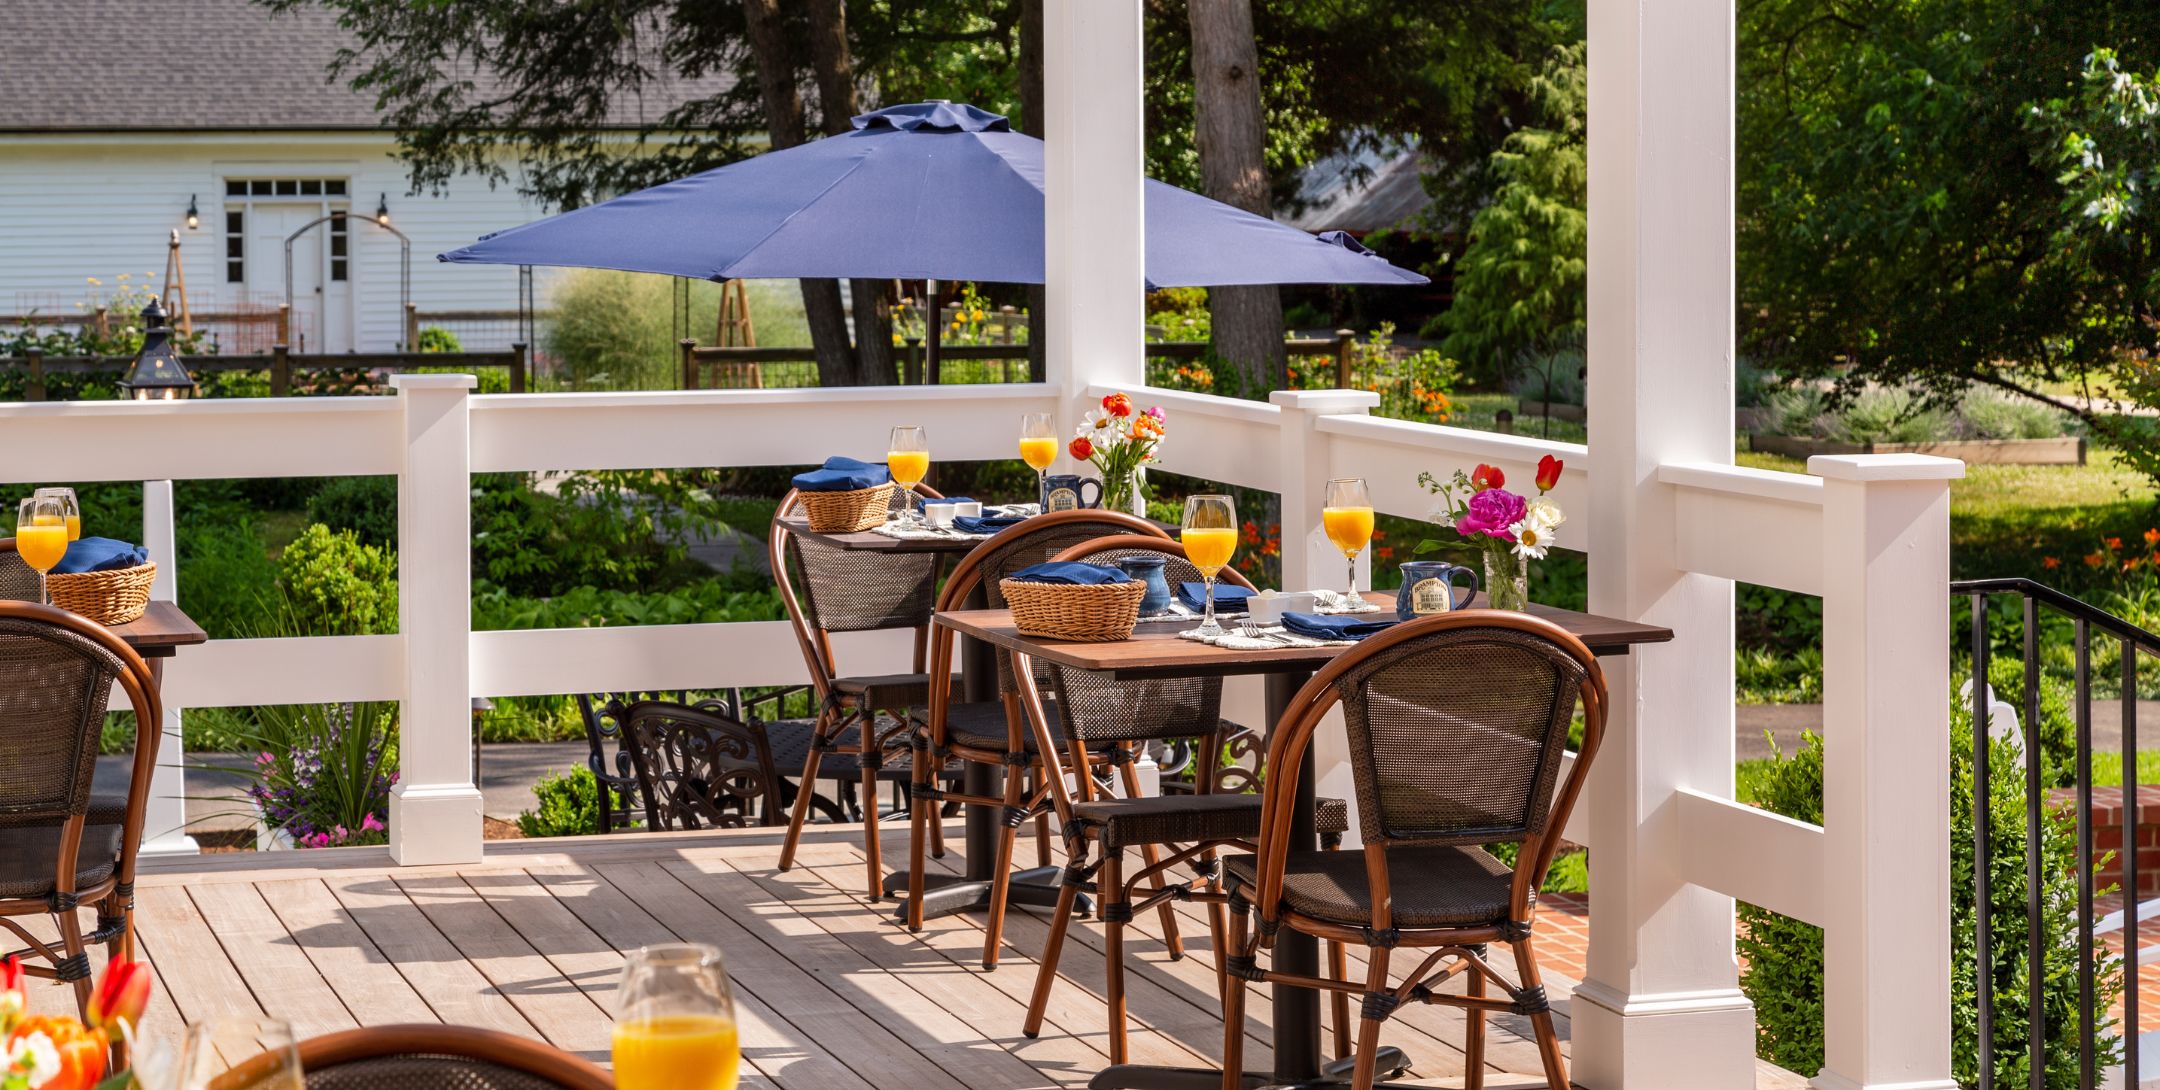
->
[934,591,1673,680]
[775,515,990,554]
[107,600,208,658]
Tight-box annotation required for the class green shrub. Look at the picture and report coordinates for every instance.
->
[176,518,279,639]
[1829,388,1952,445]
[1958,389,2068,441]
[1737,709,2124,1084]
[472,579,783,631]
[277,523,398,635]
[306,476,397,548]
[518,766,631,837]
[544,268,677,390]
[417,326,462,353]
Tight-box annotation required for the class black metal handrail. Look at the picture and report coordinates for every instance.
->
[1952,577,2156,1090]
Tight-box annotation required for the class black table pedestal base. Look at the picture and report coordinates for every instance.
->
[1088,1047,1412,1090]
[881,865,1090,922]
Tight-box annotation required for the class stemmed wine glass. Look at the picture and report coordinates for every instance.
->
[1180,494,1238,638]
[16,494,68,605]
[1322,478,1374,603]
[887,425,930,527]
[613,942,741,1090]
[1019,412,1057,510]
[34,486,80,541]
[176,1016,304,1090]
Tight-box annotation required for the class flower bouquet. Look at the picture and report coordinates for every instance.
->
[3,956,153,1090]
[1068,392,1166,516]
[1417,455,1566,611]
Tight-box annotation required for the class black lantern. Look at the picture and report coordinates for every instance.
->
[375,193,391,226]
[119,299,197,400]
[185,194,200,230]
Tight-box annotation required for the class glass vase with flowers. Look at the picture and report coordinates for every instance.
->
[1068,392,1166,516]
[1416,455,1566,611]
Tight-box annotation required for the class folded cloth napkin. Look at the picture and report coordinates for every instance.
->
[953,514,1027,535]
[792,456,892,492]
[1282,611,1399,642]
[53,537,149,575]
[1177,581,1251,614]
[1007,561,1131,586]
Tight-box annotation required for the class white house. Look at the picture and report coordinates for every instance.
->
[0,0,721,353]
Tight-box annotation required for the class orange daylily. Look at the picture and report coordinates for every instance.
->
[4,1015,107,1090]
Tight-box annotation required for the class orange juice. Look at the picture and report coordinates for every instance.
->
[1323,506,1374,557]
[16,524,67,572]
[887,450,930,487]
[1182,527,1238,575]
[1019,436,1058,472]
[613,1014,741,1090]
[64,514,80,540]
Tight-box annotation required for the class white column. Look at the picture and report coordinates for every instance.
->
[1813,454,1961,1090]
[388,373,483,866]
[1043,0,1145,411]
[136,479,198,856]
[1575,0,1756,1083]
[1268,388,1378,594]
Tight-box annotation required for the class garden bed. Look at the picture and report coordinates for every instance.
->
[1747,432,2085,465]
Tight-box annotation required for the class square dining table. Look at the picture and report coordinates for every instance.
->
[933,591,1672,1090]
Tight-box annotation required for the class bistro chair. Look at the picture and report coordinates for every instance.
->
[574,693,650,833]
[299,1024,614,1090]
[0,601,161,1019]
[617,697,789,830]
[771,483,953,896]
[905,509,1172,965]
[1010,534,1353,1065]
[1218,612,1606,1090]
[0,539,41,601]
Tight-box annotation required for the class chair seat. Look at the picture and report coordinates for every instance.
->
[0,823,123,899]
[764,718,923,783]
[1222,843,1516,931]
[917,700,1058,753]
[1071,793,1351,850]
[832,672,941,711]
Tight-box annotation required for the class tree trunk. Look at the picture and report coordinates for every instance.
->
[1021,0,1048,383]
[1188,0,1285,393]
[743,0,858,386]
[802,0,895,383]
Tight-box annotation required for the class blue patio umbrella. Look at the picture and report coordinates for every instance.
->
[438,101,1426,289]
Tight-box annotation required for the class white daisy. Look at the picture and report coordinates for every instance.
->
[9,1031,61,1088]
[1509,519,1554,560]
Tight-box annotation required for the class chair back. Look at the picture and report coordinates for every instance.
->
[619,699,784,830]
[299,1024,614,1090]
[574,693,650,833]
[1253,612,1606,927]
[770,484,942,702]
[0,540,41,602]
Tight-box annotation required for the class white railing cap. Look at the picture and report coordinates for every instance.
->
[1268,388,1379,413]
[1807,453,1966,482]
[390,373,478,391]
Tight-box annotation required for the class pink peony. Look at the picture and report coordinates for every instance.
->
[1455,488,1526,541]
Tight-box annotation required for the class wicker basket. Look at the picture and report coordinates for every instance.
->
[1000,577,1147,642]
[47,562,157,625]
[799,482,898,533]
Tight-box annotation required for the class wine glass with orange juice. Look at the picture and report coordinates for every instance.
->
[1019,412,1057,509]
[1322,478,1374,601]
[35,487,80,541]
[888,425,930,527]
[1180,494,1237,638]
[17,495,68,605]
[613,943,740,1090]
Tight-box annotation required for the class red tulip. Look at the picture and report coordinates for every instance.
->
[0,955,22,1034]
[1101,392,1133,418]
[1068,436,1094,461]
[1470,464,1504,492]
[1536,454,1563,493]
[85,958,150,1035]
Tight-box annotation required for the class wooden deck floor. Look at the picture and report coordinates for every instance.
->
[19,824,1802,1089]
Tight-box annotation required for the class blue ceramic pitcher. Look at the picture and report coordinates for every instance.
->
[1114,554,1173,615]
[1395,560,1478,620]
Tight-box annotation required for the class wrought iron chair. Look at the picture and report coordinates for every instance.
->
[1006,533,1355,1065]
[1219,612,1607,1090]
[905,509,1176,966]
[618,698,788,830]
[574,693,649,833]
[298,1024,614,1090]
[0,601,161,1020]
[771,483,953,896]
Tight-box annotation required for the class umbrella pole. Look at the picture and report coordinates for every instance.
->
[925,278,942,385]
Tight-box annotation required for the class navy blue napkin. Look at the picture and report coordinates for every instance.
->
[954,514,1026,535]
[1008,562,1130,586]
[1177,581,1251,613]
[792,456,892,492]
[1282,611,1399,641]
[53,537,149,575]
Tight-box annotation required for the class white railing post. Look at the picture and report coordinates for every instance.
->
[1812,453,1962,1090]
[1576,0,1755,1080]
[137,479,198,856]
[388,374,482,865]
[1268,389,1379,593]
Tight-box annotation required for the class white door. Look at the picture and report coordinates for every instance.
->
[246,203,353,353]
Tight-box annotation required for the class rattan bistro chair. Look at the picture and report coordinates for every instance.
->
[299,1024,614,1090]
[772,483,953,896]
[0,539,42,601]
[1218,612,1607,1090]
[905,509,1171,965]
[0,601,161,1019]
[1010,534,1353,1065]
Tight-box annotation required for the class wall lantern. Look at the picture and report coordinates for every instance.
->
[185,194,200,230]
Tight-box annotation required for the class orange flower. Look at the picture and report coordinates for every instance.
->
[2086,552,2107,568]
[1470,464,1504,492]
[1101,392,1133,418]
[2042,556,2061,570]
[2106,537,2124,551]
[2146,528,2160,547]
[2128,557,2145,572]
[1068,436,1093,461]
[4,1014,108,1090]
